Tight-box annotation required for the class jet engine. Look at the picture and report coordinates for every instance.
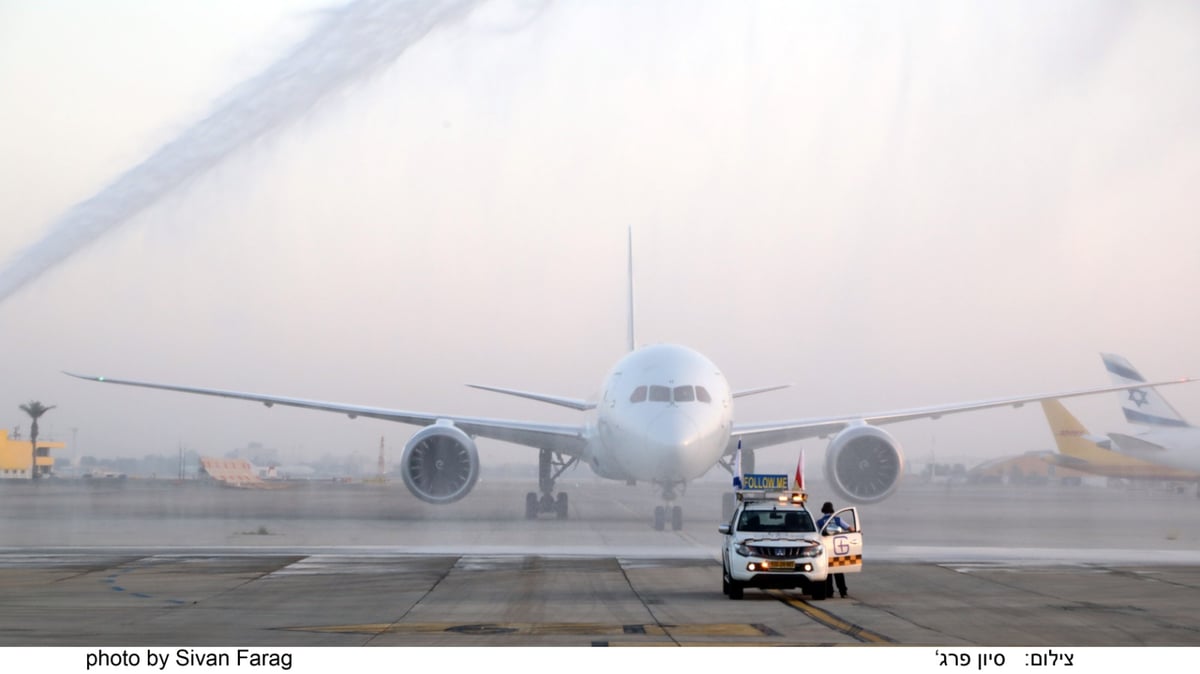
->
[823,425,904,504]
[399,424,481,504]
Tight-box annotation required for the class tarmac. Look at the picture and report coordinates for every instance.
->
[2,476,1200,646]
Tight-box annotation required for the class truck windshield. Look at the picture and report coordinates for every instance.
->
[737,509,815,533]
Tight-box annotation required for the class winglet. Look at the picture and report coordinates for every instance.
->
[63,371,105,382]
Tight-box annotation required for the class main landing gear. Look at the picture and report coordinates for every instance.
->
[525,448,577,520]
[653,482,685,531]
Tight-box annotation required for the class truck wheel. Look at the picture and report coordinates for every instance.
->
[809,580,828,601]
[724,562,744,600]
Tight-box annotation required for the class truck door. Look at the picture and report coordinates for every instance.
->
[821,507,863,574]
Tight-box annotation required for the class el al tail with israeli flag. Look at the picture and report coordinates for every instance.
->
[794,449,805,491]
[1102,353,1192,428]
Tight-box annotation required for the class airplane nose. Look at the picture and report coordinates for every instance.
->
[647,410,701,472]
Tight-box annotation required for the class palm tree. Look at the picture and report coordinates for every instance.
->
[19,401,56,480]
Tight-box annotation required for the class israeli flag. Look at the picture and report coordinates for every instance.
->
[732,439,743,489]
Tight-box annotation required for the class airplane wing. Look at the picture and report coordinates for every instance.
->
[63,372,589,455]
[728,378,1194,454]
[465,384,595,411]
[732,384,791,399]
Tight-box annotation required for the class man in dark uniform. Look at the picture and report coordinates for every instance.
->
[816,501,849,598]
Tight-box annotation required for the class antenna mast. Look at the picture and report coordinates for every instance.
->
[377,436,386,482]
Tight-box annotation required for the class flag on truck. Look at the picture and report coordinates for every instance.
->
[732,440,743,489]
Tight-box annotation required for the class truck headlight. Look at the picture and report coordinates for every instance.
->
[799,544,823,558]
[734,543,751,557]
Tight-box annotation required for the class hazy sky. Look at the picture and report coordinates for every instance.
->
[2,0,1199,475]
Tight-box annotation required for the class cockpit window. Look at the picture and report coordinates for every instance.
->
[630,384,713,404]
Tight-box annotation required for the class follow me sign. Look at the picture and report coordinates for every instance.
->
[741,474,790,490]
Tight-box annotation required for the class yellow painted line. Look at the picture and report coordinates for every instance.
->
[282,622,773,638]
[766,591,894,644]
[283,623,392,634]
[595,641,862,647]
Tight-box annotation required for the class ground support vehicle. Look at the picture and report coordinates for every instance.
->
[719,480,862,600]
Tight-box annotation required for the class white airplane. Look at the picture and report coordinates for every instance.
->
[1101,353,1200,473]
[61,238,1193,530]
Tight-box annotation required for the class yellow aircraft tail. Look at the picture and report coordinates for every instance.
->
[1041,399,1199,478]
[1041,399,1116,464]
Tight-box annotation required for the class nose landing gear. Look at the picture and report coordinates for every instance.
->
[653,504,684,531]
[653,482,685,531]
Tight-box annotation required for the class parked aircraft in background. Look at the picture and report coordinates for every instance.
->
[1040,398,1200,484]
[61,238,1195,529]
[1099,353,1200,473]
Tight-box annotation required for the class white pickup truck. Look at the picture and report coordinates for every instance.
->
[719,486,862,600]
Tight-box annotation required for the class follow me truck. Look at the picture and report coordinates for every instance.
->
[719,474,863,600]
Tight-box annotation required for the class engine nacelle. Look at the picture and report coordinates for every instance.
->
[823,425,904,504]
[399,424,481,504]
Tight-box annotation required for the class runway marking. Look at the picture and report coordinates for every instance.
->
[766,591,894,644]
[282,621,779,638]
[941,562,1111,574]
[591,640,862,647]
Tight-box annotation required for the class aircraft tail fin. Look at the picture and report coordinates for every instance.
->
[1041,399,1121,464]
[1101,353,1191,427]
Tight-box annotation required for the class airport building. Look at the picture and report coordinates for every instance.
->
[199,457,286,489]
[967,451,1092,486]
[0,428,65,480]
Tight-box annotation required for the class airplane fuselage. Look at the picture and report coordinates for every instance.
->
[1117,427,1200,473]
[586,344,733,485]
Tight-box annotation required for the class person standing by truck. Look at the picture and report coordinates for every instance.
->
[817,501,849,598]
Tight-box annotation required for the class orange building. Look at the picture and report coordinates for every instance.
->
[0,428,65,480]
